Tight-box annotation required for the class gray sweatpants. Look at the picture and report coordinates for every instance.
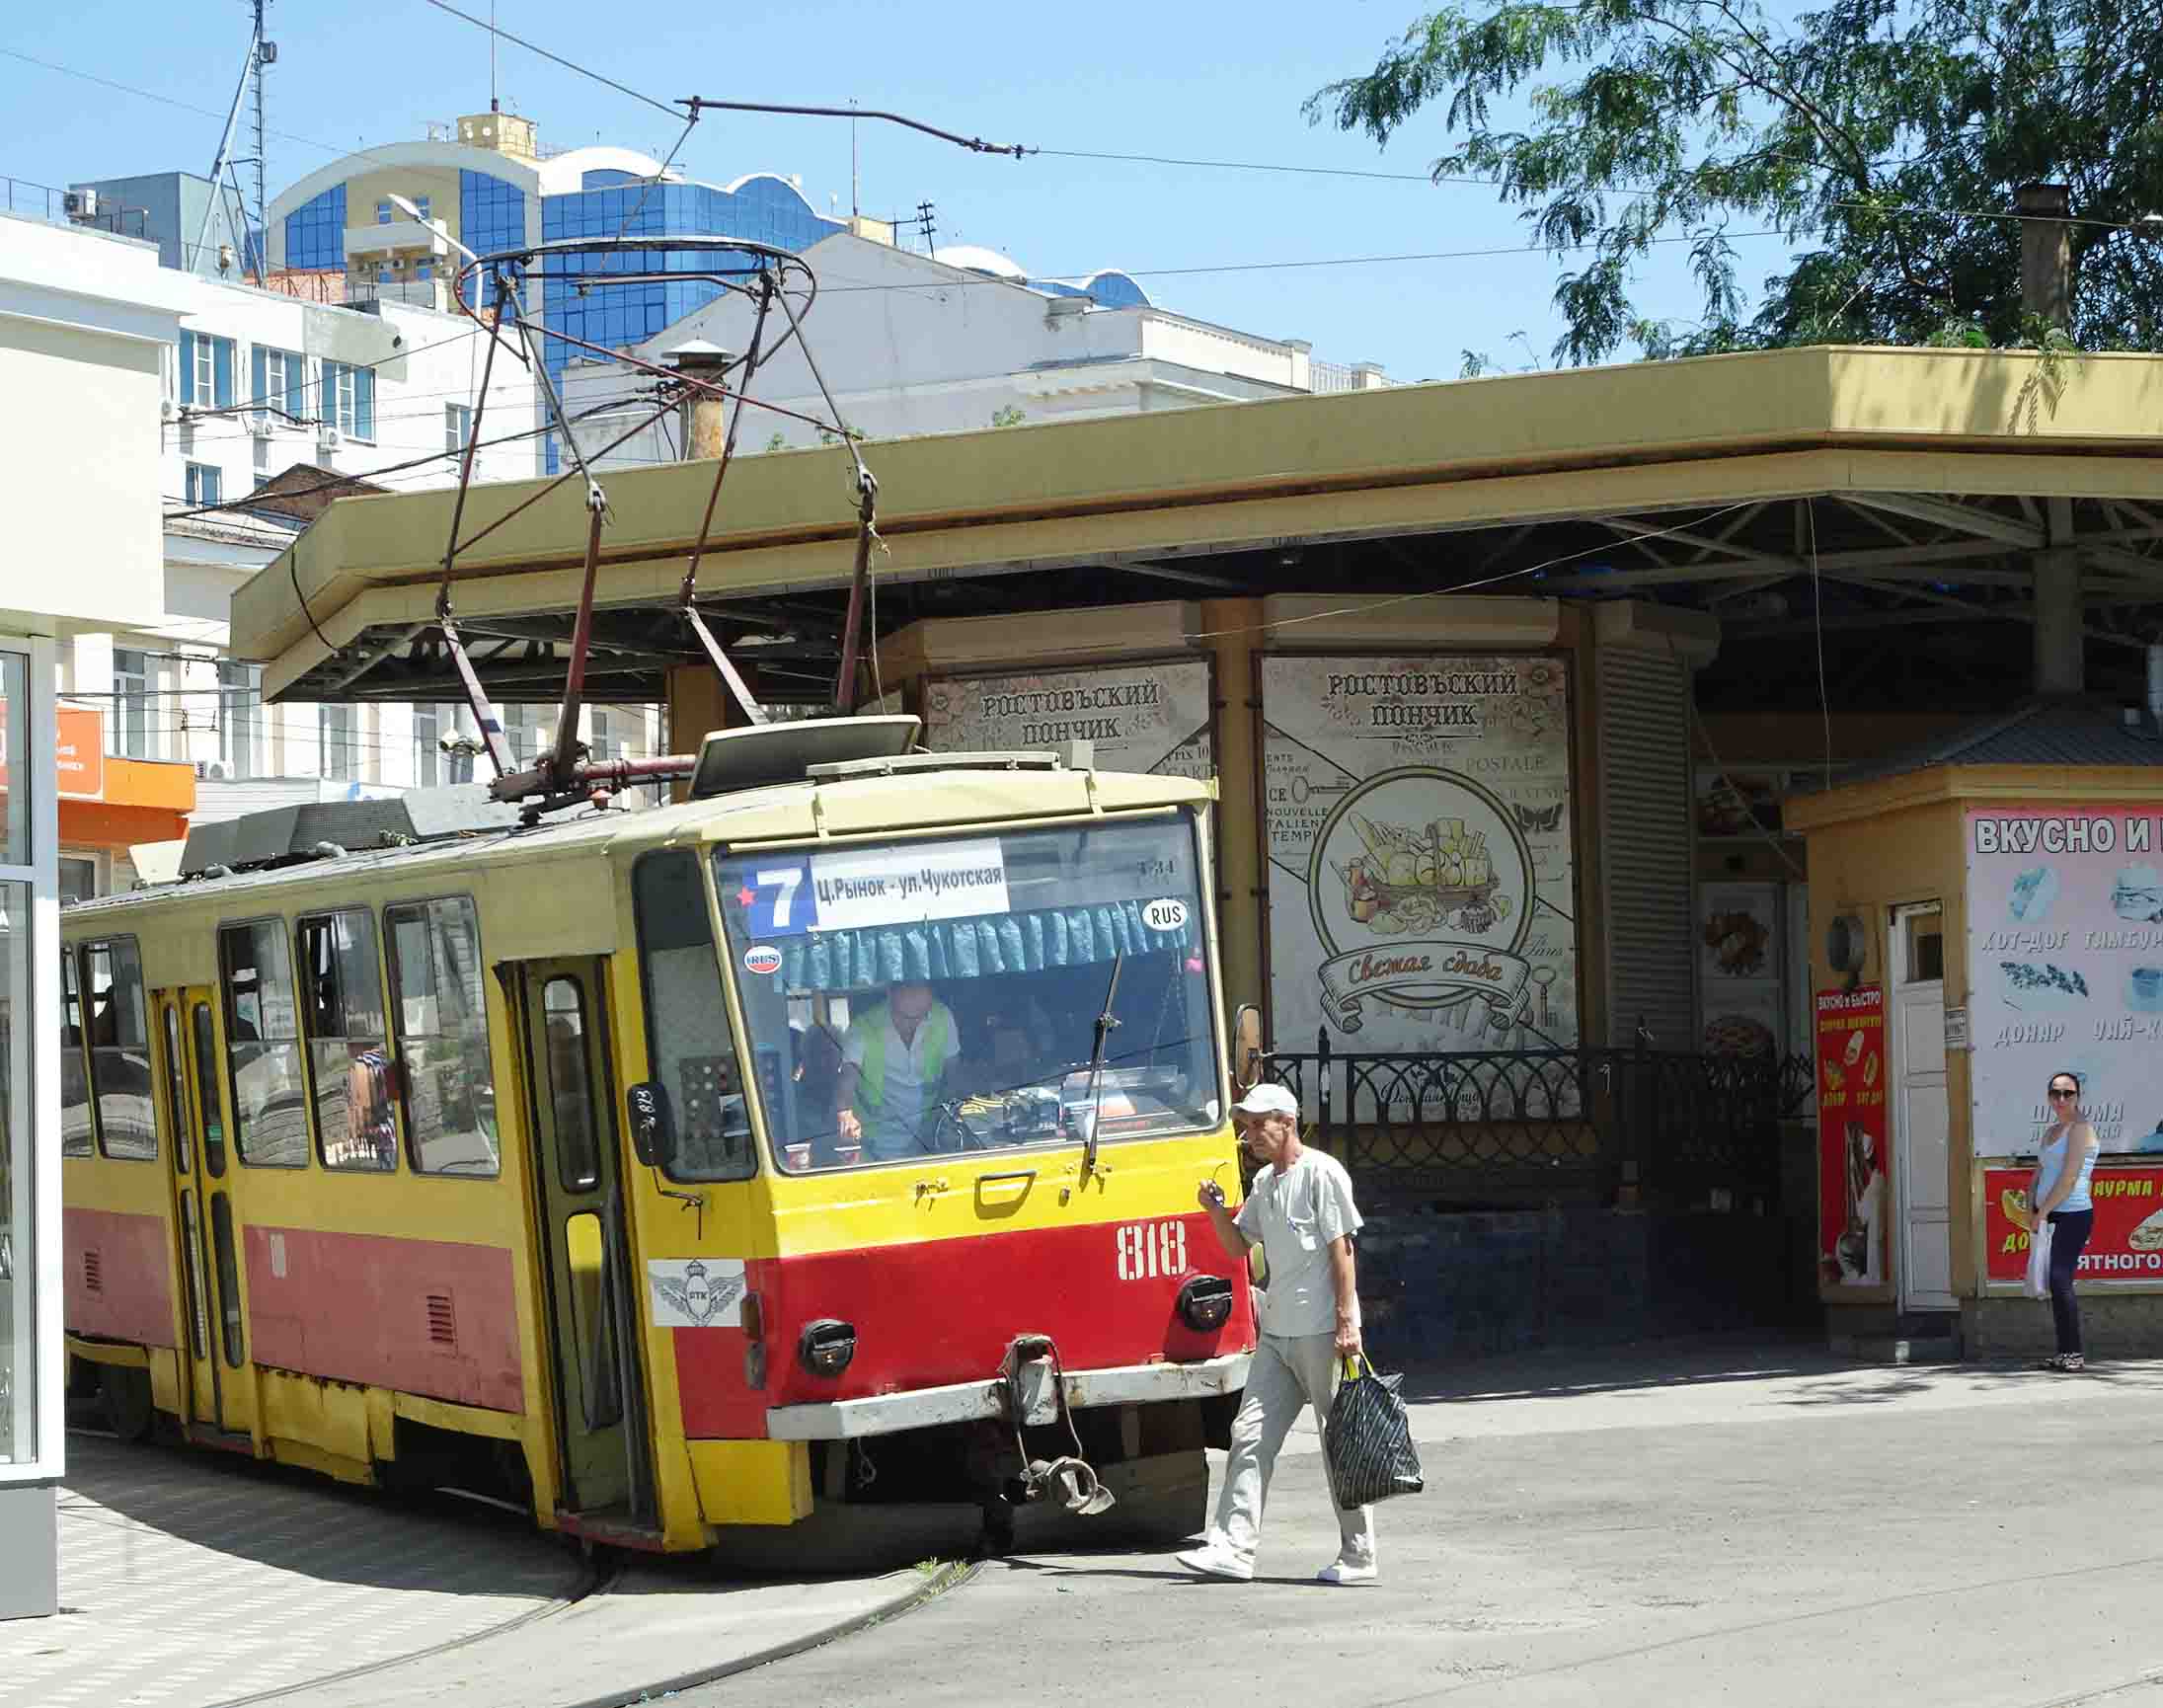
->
[1210,1331,1376,1568]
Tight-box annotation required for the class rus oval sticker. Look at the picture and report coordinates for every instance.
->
[1142,898,1189,932]
[742,945,784,976]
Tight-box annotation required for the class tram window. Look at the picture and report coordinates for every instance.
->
[543,976,601,1192]
[163,1005,193,1175]
[632,850,754,1183]
[59,947,94,1158]
[385,896,500,1177]
[192,1002,226,1177]
[298,909,396,1173]
[218,920,310,1167]
[84,938,156,1160]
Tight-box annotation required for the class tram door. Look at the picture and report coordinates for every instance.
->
[512,959,649,1521]
[153,988,251,1437]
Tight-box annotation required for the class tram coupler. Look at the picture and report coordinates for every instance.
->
[998,1334,1116,1517]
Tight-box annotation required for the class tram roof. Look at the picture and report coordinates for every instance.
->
[231,344,2163,715]
[62,763,1213,943]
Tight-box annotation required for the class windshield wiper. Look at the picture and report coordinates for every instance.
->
[1078,952,1124,1186]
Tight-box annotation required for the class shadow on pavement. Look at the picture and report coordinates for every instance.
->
[58,1431,580,1598]
[1389,1331,1840,1406]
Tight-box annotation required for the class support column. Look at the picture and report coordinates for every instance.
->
[664,660,753,801]
[2034,495,2083,696]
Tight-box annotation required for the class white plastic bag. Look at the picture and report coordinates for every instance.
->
[2024,1215,2054,1300]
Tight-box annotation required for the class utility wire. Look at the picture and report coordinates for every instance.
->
[421,0,678,118]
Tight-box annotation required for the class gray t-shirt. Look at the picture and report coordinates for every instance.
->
[1236,1148,1363,1338]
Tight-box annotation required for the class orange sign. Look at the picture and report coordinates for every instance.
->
[57,707,105,799]
[0,705,106,800]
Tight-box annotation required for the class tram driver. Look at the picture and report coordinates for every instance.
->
[834,979,964,1161]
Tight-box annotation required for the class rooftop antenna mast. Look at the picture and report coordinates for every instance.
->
[195,0,270,282]
[850,99,859,219]
[248,0,270,284]
[490,0,499,111]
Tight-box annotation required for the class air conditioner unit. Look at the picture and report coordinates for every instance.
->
[247,410,271,437]
[195,758,233,782]
[160,398,178,422]
[64,189,98,220]
[317,425,343,449]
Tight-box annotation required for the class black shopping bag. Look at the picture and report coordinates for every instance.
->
[1323,1356,1425,1507]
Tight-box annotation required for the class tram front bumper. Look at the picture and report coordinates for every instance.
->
[764,1350,1252,1441]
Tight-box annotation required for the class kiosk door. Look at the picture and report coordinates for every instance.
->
[1891,904,1955,1311]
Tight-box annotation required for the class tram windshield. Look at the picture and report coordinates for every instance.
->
[716,814,1220,1172]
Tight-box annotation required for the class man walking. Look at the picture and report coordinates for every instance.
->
[1180,1083,1376,1585]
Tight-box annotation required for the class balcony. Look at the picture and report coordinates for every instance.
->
[342,219,449,262]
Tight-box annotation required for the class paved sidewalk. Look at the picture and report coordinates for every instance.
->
[0,1434,952,1708]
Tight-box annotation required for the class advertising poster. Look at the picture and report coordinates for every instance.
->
[1817,986,1889,1290]
[1979,1164,2163,1289]
[1966,807,2163,1155]
[1261,655,1579,1077]
[920,660,1213,779]
[1699,881,1784,1058]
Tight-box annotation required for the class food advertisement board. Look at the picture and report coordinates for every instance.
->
[920,660,1213,779]
[1966,807,2163,1155]
[1261,655,1579,1079]
[1816,986,1890,1291]
[1700,881,1785,1058]
[1978,1162,2163,1290]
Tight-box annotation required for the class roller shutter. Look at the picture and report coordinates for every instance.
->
[1596,645,1695,1048]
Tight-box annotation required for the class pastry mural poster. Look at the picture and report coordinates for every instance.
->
[920,660,1213,779]
[1261,655,1579,1068]
[1699,881,1784,1058]
[1980,1164,2163,1288]
[1816,985,1889,1290]
[1966,807,2163,1155]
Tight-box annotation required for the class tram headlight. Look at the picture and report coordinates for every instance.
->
[799,1318,857,1377]
[1177,1275,1234,1332]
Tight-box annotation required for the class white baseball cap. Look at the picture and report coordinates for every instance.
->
[1230,1083,1299,1120]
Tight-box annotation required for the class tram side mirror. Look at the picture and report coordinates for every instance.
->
[626,1080,675,1170]
[1230,1003,1264,1098]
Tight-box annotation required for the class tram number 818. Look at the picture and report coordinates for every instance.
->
[1116,1218,1189,1281]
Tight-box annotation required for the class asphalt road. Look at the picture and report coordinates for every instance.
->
[703,1339,2163,1708]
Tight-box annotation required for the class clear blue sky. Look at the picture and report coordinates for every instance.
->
[2,0,1789,379]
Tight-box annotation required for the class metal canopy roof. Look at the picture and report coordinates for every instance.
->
[232,345,2163,717]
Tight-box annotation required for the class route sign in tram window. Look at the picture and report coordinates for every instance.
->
[714,815,1221,1174]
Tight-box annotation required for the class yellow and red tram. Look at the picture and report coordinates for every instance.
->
[60,728,1255,1557]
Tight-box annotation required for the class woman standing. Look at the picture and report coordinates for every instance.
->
[2032,1071,2102,1371]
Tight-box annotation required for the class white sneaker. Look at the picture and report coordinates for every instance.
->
[1316,1557,1378,1585]
[1176,1543,1254,1582]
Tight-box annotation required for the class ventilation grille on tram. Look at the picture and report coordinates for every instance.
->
[425,1293,458,1347]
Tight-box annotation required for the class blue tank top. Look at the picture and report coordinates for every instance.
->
[2040,1126,2099,1212]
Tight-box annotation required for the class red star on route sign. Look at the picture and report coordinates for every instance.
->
[736,885,757,908]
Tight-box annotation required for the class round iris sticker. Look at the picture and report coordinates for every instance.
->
[742,944,784,976]
[1143,898,1190,932]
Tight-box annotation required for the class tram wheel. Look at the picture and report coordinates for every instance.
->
[99,1365,155,1442]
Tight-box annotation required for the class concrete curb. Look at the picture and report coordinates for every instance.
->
[568,1559,978,1708]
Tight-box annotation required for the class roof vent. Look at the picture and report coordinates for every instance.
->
[688,715,920,800]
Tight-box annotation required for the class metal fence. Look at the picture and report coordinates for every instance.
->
[1257,1031,1814,1206]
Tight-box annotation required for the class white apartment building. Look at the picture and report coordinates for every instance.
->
[14,220,659,872]
[560,230,1389,468]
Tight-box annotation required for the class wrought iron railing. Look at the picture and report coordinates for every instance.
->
[1255,1030,1813,1205]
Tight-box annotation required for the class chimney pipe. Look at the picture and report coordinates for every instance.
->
[2018,183,2072,330]
[667,341,736,462]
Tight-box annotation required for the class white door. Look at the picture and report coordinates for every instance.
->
[1891,904,1955,1311]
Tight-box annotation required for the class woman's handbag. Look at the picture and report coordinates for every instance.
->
[2024,1214,2055,1300]
[1323,1357,1425,1508]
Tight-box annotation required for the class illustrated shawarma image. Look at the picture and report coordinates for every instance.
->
[1702,906,1772,978]
[1833,1121,1886,1285]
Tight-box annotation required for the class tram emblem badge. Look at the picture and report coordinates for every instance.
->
[648,1257,748,1328]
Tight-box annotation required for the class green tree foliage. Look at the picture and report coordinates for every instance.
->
[1311,0,2163,363]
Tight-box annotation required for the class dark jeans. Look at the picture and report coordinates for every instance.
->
[2047,1208,2094,1356]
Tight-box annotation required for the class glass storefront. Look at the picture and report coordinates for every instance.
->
[1,647,33,1467]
